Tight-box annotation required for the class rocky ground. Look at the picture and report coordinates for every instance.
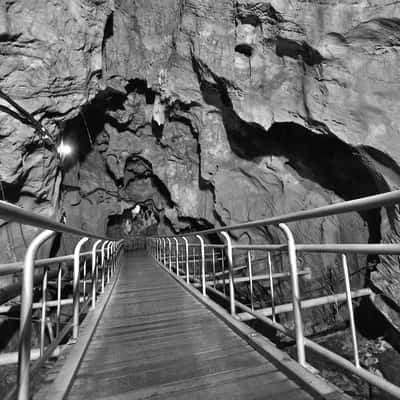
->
[305,330,399,400]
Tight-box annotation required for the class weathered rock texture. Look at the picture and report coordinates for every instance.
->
[1,0,400,331]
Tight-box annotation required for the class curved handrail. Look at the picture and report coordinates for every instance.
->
[152,190,400,238]
[0,250,102,275]
[0,200,112,240]
[145,189,400,398]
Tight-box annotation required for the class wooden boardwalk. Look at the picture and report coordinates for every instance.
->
[43,251,320,399]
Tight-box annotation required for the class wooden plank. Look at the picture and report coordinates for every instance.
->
[34,254,125,400]
[37,251,337,400]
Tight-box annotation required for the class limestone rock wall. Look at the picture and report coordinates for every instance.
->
[1,0,400,331]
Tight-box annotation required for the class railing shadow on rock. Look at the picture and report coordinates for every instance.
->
[0,200,124,400]
[147,190,400,399]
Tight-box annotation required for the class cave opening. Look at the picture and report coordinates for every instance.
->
[106,203,158,238]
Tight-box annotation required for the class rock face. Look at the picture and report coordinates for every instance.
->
[1,0,400,331]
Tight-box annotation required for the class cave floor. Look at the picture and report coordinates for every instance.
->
[37,251,331,400]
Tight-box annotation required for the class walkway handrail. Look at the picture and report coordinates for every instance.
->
[147,189,400,399]
[0,199,124,400]
[0,250,102,276]
[0,200,112,240]
[160,189,400,237]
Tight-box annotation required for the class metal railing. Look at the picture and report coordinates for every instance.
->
[147,190,400,399]
[0,200,125,400]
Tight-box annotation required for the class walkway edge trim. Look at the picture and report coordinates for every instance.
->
[35,253,124,400]
[154,257,352,400]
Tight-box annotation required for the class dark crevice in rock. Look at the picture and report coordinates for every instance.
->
[125,78,156,104]
[238,14,261,27]
[152,120,164,141]
[151,175,175,208]
[0,180,23,203]
[177,216,214,232]
[276,37,324,66]
[361,145,400,177]
[101,12,114,77]
[235,43,253,57]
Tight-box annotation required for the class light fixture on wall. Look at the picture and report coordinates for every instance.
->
[57,141,73,157]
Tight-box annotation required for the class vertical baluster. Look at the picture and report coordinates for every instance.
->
[278,223,305,366]
[107,242,112,284]
[163,238,166,266]
[247,251,254,311]
[183,237,189,284]
[167,238,172,272]
[212,248,216,288]
[192,247,196,280]
[267,251,276,322]
[342,253,360,368]
[56,264,62,336]
[196,235,206,296]
[101,241,108,293]
[221,249,226,295]
[91,240,102,309]
[40,266,48,358]
[174,238,179,276]
[73,237,89,340]
[221,232,235,316]
[18,229,55,400]
[83,259,87,300]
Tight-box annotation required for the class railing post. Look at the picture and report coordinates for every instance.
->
[267,251,276,322]
[91,240,102,309]
[100,241,109,293]
[73,237,89,340]
[221,231,235,316]
[18,229,55,400]
[167,238,172,272]
[196,235,206,296]
[56,264,62,336]
[40,265,48,358]
[114,241,117,273]
[162,238,166,266]
[106,242,112,283]
[111,242,115,274]
[278,223,305,366]
[342,253,360,368]
[182,237,189,283]
[173,238,179,276]
[247,251,254,311]
[212,248,216,288]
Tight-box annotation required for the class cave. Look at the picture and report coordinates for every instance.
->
[1,1,400,398]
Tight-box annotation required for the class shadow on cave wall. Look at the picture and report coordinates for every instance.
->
[59,88,125,172]
[190,55,400,338]
[192,55,391,244]
[59,79,160,173]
